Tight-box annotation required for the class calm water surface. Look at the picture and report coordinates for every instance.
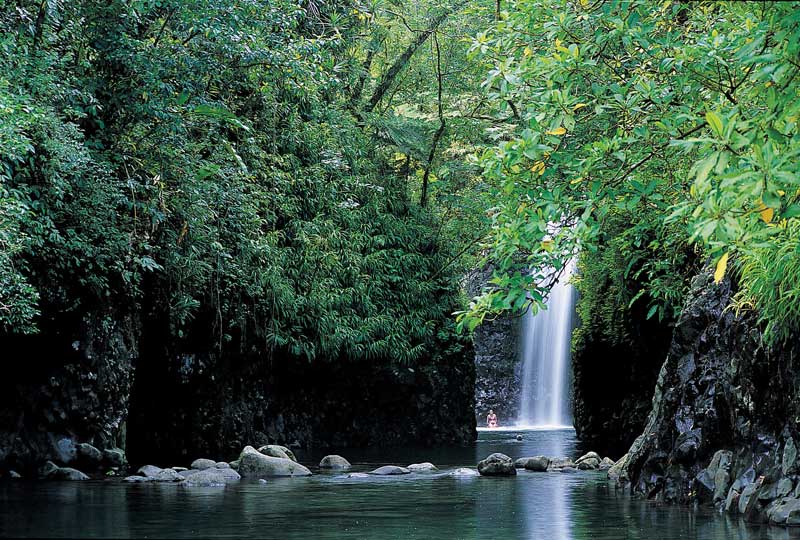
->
[1,428,798,539]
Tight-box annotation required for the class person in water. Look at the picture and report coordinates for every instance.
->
[486,410,498,428]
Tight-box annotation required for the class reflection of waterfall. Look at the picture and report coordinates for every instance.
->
[517,261,577,427]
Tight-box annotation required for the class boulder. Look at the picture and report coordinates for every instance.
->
[77,443,103,464]
[370,466,411,475]
[229,460,240,471]
[123,475,154,483]
[190,458,216,470]
[575,451,601,470]
[451,467,479,477]
[784,437,798,476]
[103,448,126,467]
[548,457,576,471]
[319,455,352,470]
[137,465,163,478]
[407,462,438,472]
[768,497,800,525]
[182,469,228,487]
[257,445,298,462]
[514,456,550,471]
[54,467,89,481]
[599,457,615,470]
[39,460,60,479]
[172,467,188,472]
[215,462,231,469]
[237,446,311,478]
[607,454,628,481]
[154,468,183,482]
[477,453,516,476]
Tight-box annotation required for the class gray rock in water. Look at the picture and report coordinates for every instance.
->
[768,497,800,524]
[347,473,370,479]
[319,455,351,470]
[215,462,230,469]
[123,475,154,483]
[607,454,629,481]
[575,452,601,470]
[370,465,411,475]
[54,467,89,481]
[177,469,199,479]
[548,457,576,471]
[39,461,60,479]
[738,478,763,517]
[599,457,615,470]
[451,467,479,477]
[103,448,126,467]
[191,458,216,470]
[9,470,21,479]
[477,453,516,476]
[137,465,163,478]
[182,469,227,487]
[154,468,183,482]
[229,460,240,471]
[515,456,550,471]
[77,443,103,464]
[238,446,311,478]
[258,479,268,484]
[172,467,188,472]
[407,462,438,472]
[257,445,298,463]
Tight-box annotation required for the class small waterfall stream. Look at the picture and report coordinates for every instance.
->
[517,261,577,428]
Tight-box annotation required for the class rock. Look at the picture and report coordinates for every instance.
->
[190,458,216,470]
[759,478,793,502]
[182,469,227,487]
[9,470,21,479]
[39,460,60,479]
[229,460,240,471]
[515,435,523,441]
[215,462,230,469]
[548,457,576,471]
[599,457,615,470]
[477,453,516,476]
[257,445,298,463]
[123,475,154,483]
[103,448,126,467]
[56,437,77,463]
[346,473,369,479]
[171,467,188,472]
[450,468,479,477]
[515,456,550,471]
[154,468,183,482]
[560,467,577,473]
[575,451,601,470]
[738,477,765,518]
[768,497,800,524]
[370,466,411,475]
[784,438,799,476]
[607,454,628,481]
[137,465,163,478]
[177,469,199,479]
[258,479,268,484]
[319,455,351,470]
[407,462,438,472]
[237,446,311,478]
[725,486,741,513]
[54,467,89,481]
[77,443,103,464]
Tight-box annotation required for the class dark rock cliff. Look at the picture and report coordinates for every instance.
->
[619,271,800,525]
[465,266,521,426]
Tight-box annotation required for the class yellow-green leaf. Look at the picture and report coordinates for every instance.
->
[546,126,567,136]
[714,252,729,284]
[705,111,723,137]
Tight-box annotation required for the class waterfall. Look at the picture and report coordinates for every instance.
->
[517,260,577,428]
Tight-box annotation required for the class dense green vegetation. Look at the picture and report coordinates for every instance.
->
[2,0,800,362]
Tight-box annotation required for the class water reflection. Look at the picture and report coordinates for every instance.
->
[2,429,800,539]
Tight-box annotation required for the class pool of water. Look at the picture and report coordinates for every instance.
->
[1,428,798,539]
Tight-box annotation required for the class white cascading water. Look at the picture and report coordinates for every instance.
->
[517,260,577,428]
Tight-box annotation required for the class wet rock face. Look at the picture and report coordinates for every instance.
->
[619,270,800,525]
[0,312,137,473]
[477,453,516,476]
[465,266,521,425]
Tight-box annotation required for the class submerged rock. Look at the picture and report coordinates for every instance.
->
[346,473,369,479]
[515,456,550,471]
[451,467,479,477]
[370,466,411,475]
[237,446,311,478]
[319,455,351,470]
[190,458,216,470]
[123,475,154,483]
[477,453,516,476]
[257,445,297,463]
[407,462,438,472]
